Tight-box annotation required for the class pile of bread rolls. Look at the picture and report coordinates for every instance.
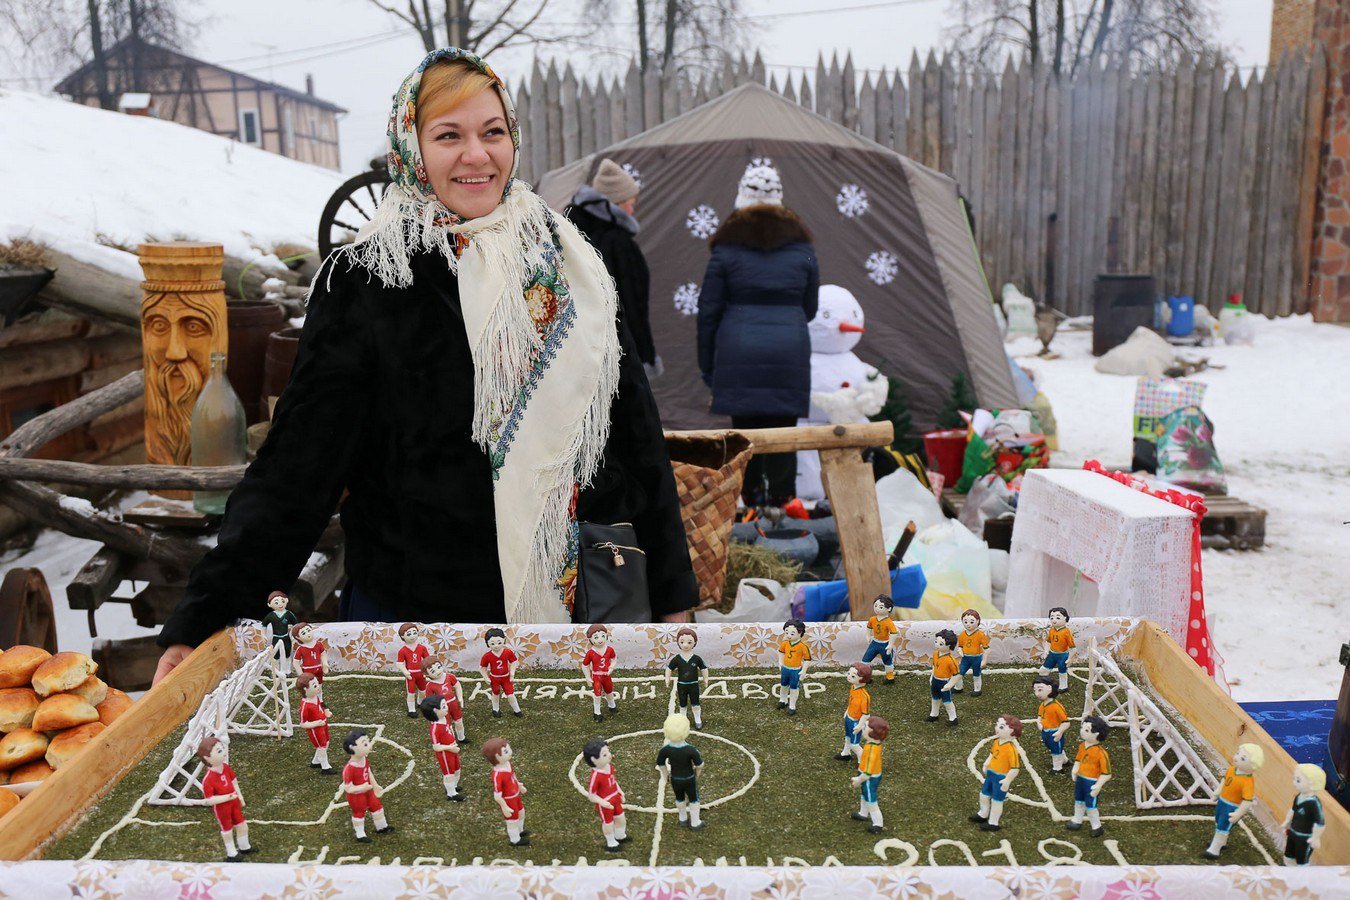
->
[0,646,133,817]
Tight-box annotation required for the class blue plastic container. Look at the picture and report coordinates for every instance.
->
[795,564,928,621]
[1167,295,1195,337]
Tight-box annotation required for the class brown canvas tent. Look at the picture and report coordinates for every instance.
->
[538,82,1018,432]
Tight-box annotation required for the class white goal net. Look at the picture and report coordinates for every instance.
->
[1081,639,1220,809]
[146,639,293,806]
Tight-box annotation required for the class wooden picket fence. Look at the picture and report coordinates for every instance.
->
[513,49,1327,317]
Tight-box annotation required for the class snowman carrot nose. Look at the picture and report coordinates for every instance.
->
[838,322,865,333]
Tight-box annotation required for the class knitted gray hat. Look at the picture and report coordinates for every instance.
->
[734,159,783,209]
[592,158,639,204]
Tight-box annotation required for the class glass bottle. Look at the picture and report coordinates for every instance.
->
[191,351,247,515]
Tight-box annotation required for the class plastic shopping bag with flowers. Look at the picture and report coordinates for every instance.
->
[1155,406,1227,494]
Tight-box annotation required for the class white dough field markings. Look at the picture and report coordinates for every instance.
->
[82,667,1271,866]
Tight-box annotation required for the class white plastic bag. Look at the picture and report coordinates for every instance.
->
[875,468,946,555]
[695,578,791,624]
[907,521,993,603]
[958,472,1016,536]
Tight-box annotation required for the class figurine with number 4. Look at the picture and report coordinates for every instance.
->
[423,658,466,742]
[1282,764,1326,866]
[290,623,328,692]
[952,609,990,695]
[197,736,254,862]
[296,673,336,774]
[1034,676,1070,773]
[1203,743,1264,859]
[479,628,522,718]
[927,630,960,726]
[395,623,432,717]
[836,662,872,760]
[1067,715,1112,836]
[581,624,619,721]
[1039,607,1075,692]
[862,596,899,682]
[419,695,465,801]
[342,729,394,842]
[666,627,708,729]
[971,714,1022,831]
[849,715,889,833]
[483,737,529,846]
[584,738,630,851]
[777,619,811,715]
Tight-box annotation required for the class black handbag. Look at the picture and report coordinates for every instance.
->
[573,522,652,623]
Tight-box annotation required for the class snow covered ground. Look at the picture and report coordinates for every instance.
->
[1010,314,1350,701]
[0,89,344,263]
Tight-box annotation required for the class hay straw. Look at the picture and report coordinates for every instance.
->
[0,238,50,267]
[717,540,805,612]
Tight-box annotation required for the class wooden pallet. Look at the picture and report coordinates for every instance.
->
[942,487,1267,550]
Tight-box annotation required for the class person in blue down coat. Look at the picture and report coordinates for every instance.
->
[697,161,820,506]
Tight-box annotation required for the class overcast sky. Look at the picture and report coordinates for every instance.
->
[5,0,1275,174]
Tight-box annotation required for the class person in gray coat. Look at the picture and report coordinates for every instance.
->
[697,161,819,506]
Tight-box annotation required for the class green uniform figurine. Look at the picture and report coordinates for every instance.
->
[665,627,709,729]
[260,591,298,658]
[657,713,705,829]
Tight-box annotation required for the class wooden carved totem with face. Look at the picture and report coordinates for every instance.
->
[137,243,228,495]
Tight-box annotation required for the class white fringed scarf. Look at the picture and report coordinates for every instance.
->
[346,49,620,623]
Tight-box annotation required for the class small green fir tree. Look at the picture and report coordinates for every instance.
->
[936,371,978,429]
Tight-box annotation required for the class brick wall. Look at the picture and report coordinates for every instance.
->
[1311,0,1350,323]
[1271,0,1317,61]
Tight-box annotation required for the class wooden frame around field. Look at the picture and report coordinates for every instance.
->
[1,621,1345,865]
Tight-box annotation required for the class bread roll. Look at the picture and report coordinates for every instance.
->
[32,694,100,732]
[0,646,51,690]
[0,769,8,785]
[0,728,48,770]
[67,675,109,708]
[0,787,18,817]
[46,722,105,769]
[9,759,53,784]
[0,688,40,733]
[30,652,97,697]
[96,688,133,726]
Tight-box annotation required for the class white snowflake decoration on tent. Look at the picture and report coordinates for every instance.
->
[685,205,720,239]
[621,162,643,188]
[865,250,898,285]
[836,183,869,218]
[673,283,701,316]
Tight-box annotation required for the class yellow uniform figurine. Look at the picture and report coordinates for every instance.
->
[1204,743,1264,859]
[777,619,811,715]
[1033,677,1071,773]
[971,714,1023,831]
[1039,607,1075,692]
[836,663,874,761]
[953,609,991,695]
[861,596,900,682]
[1068,716,1112,836]
[849,715,890,833]
[927,630,960,726]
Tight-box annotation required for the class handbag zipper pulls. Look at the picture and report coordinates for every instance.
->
[595,541,626,567]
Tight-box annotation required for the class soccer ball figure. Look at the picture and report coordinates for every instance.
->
[581,623,618,722]
[927,630,960,726]
[777,619,811,715]
[419,695,465,801]
[423,658,467,742]
[483,737,529,846]
[395,623,432,718]
[479,627,522,718]
[1034,676,1070,773]
[836,662,873,761]
[849,714,889,833]
[342,729,394,842]
[970,714,1023,831]
[290,622,328,694]
[261,591,298,659]
[583,738,630,851]
[952,609,990,695]
[1203,742,1264,859]
[1282,764,1327,866]
[1039,607,1075,692]
[666,627,709,729]
[657,713,704,829]
[861,596,899,682]
[296,673,335,774]
[1067,715,1112,836]
[197,736,254,861]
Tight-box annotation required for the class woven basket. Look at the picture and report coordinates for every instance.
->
[666,432,755,611]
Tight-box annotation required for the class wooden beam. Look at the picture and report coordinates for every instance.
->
[0,629,236,860]
[0,371,142,459]
[66,546,130,611]
[0,458,244,490]
[665,422,893,455]
[129,584,183,628]
[818,447,892,620]
[1128,621,1350,865]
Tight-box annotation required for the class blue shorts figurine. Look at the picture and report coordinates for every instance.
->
[1039,607,1075,692]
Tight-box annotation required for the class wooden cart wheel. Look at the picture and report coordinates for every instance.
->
[317,158,392,259]
[0,567,58,652]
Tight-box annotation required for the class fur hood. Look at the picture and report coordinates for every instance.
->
[710,203,813,251]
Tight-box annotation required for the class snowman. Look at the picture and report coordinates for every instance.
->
[796,284,888,500]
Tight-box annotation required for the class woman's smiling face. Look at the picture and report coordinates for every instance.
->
[417,87,514,219]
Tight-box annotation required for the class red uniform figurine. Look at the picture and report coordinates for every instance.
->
[296,673,335,774]
[423,658,467,742]
[584,738,630,851]
[290,622,328,693]
[483,736,529,846]
[396,623,432,717]
[342,729,394,842]
[581,623,618,722]
[197,736,254,861]
[478,627,522,718]
[419,695,465,801]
